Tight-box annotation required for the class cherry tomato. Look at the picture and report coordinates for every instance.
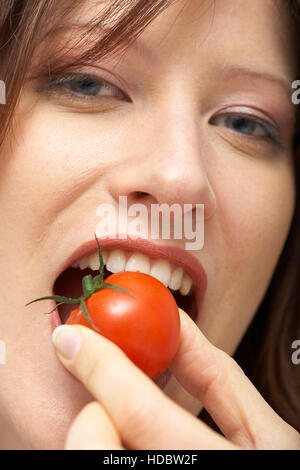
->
[66,271,180,379]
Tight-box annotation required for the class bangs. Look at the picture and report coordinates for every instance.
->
[29,0,172,78]
[0,0,171,145]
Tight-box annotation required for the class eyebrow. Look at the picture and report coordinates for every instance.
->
[123,37,156,60]
[43,23,155,60]
[215,65,292,96]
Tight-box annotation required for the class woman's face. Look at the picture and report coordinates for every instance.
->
[0,0,297,449]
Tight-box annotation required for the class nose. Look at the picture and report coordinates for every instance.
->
[106,106,217,220]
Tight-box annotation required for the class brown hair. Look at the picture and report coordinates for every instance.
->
[0,0,299,433]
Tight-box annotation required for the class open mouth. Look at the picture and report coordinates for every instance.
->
[54,248,199,324]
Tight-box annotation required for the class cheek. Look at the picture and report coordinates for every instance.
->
[201,155,295,354]
[221,158,295,271]
[0,112,113,231]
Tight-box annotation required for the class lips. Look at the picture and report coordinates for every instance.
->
[50,236,207,330]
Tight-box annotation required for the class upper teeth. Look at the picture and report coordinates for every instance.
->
[72,249,193,296]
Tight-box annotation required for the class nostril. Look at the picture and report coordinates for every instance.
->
[134,191,150,198]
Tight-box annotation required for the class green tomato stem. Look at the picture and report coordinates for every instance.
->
[25,234,134,331]
[82,274,94,297]
[80,297,100,332]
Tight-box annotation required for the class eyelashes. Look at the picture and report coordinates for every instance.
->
[36,72,284,148]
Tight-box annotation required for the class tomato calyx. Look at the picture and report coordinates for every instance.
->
[25,234,134,331]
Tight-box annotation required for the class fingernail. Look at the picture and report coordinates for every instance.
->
[52,325,82,360]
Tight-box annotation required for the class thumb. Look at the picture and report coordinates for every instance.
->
[169,309,297,448]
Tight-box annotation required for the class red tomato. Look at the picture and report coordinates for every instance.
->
[66,271,180,379]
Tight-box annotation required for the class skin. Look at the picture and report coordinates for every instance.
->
[0,0,299,449]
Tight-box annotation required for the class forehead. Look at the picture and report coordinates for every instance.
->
[39,0,295,91]
[67,0,295,76]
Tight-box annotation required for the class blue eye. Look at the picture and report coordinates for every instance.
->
[210,113,283,147]
[40,73,126,100]
[223,116,264,136]
[69,77,106,96]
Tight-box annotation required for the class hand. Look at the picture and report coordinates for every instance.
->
[51,309,300,450]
